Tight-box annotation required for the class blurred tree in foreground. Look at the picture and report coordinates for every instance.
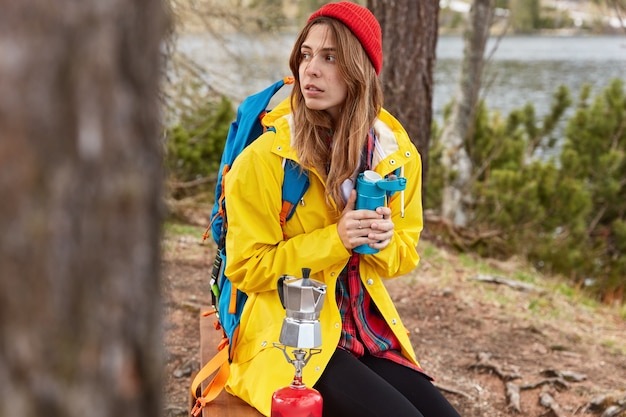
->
[0,1,168,415]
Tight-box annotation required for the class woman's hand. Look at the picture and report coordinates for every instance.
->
[337,190,395,251]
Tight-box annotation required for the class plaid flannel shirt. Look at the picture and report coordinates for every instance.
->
[335,252,426,375]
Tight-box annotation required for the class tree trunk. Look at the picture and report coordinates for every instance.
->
[368,0,440,202]
[0,2,168,417]
[439,0,494,227]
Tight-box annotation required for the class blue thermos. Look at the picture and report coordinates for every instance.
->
[354,170,407,254]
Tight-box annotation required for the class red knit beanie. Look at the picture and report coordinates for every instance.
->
[308,2,383,75]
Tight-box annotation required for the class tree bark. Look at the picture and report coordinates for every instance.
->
[368,0,440,202]
[439,0,494,227]
[0,2,168,416]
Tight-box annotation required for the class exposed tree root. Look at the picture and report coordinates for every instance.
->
[468,352,602,415]
[468,352,522,382]
[539,389,568,417]
[468,274,547,294]
[433,382,473,400]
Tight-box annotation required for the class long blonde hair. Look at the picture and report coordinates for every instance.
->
[288,17,383,213]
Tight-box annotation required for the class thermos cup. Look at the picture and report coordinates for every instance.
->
[354,170,407,254]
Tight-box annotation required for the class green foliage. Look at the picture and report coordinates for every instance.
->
[439,7,466,31]
[249,0,288,32]
[510,0,541,33]
[426,120,445,210]
[428,78,626,301]
[163,221,202,237]
[165,95,234,199]
[494,0,509,9]
[296,0,331,25]
[537,4,575,30]
[560,78,626,292]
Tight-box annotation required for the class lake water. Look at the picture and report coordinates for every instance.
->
[434,35,626,121]
[176,33,626,122]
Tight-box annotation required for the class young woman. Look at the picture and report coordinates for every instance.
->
[222,2,462,416]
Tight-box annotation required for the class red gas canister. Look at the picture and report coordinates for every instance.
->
[271,375,323,417]
[272,269,326,417]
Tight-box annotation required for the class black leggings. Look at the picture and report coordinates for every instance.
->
[313,348,461,417]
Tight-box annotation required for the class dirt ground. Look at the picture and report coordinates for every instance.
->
[161,224,626,417]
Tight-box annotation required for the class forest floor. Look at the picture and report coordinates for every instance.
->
[161,221,626,417]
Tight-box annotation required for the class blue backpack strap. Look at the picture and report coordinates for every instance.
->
[195,78,301,417]
[221,78,291,168]
[280,159,309,228]
[210,77,294,244]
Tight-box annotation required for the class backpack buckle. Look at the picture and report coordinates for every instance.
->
[190,398,204,417]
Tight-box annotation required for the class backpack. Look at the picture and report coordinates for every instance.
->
[190,77,309,416]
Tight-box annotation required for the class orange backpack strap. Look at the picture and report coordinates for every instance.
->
[190,345,230,416]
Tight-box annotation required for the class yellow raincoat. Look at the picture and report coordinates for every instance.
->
[223,97,424,416]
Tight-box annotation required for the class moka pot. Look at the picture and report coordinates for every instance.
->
[277,268,327,348]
